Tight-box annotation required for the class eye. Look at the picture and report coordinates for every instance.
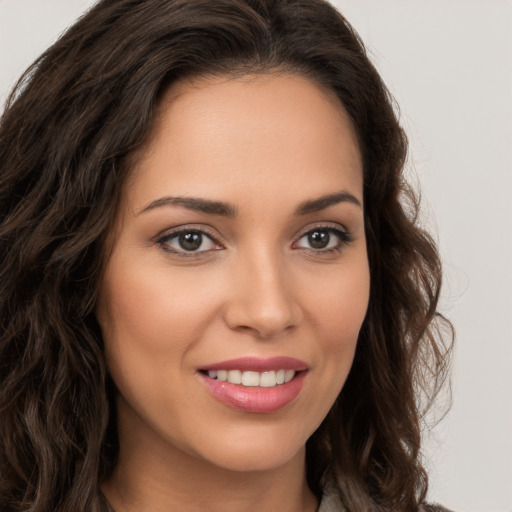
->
[294,226,352,252]
[157,229,221,255]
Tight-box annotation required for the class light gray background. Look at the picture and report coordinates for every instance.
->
[1,1,511,511]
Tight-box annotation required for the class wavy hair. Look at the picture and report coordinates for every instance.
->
[0,1,452,511]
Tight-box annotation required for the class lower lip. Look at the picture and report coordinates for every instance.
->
[199,371,306,413]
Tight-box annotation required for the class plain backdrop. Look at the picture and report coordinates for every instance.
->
[1,1,511,511]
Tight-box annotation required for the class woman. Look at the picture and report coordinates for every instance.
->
[0,1,453,511]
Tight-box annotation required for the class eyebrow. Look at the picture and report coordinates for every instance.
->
[137,190,361,218]
[294,191,362,215]
[138,196,238,217]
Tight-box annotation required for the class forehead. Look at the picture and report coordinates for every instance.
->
[125,73,363,210]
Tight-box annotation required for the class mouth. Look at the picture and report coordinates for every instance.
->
[198,357,308,413]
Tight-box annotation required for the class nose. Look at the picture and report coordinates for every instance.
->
[223,249,303,339]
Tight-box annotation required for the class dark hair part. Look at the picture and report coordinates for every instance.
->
[0,1,452,511]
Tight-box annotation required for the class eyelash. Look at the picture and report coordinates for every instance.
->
[293,225,353,254]
[156,226,221,258]
[156,224,353,258]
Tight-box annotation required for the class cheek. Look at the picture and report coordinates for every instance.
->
[96,264,214,431]
[306,259,370,397]
[98,260,220,358]
[312,260,370,342]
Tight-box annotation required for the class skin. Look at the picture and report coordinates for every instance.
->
[97,73,370,512]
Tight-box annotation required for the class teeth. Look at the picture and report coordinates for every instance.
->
[241,371,260,386]
[260,371,276,387]
[207,369,297,387]
[228,369,242,384]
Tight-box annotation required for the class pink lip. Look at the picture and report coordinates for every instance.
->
[199,371,307,414]
[198,357,308,414]
[199,356,308,373]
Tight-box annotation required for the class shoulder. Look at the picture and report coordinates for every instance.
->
[318,493,456,512]
[318,480,456,512]
[421,505,456,512]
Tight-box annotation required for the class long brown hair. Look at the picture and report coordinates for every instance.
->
[0,1,452,511]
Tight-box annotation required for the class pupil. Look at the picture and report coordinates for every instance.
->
[179,232,202,251]
[308,230,330,249]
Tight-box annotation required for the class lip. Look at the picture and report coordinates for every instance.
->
[198,357,308,414]
[199,356,308,373]
[199,370,307,414]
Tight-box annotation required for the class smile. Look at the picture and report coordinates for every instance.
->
[198,357,308,413]
[206,369,296,387]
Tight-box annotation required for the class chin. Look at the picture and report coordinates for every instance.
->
[207,447,304,473]
[187,428,309,473]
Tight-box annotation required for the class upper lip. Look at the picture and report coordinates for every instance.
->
[199,356,308,372]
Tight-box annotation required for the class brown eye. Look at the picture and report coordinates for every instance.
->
[295,226,352,252]
[307,230,331,249]
[178,232,203,251]
[158,229,220,255]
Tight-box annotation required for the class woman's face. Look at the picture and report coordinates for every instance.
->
[97,73,370,473]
